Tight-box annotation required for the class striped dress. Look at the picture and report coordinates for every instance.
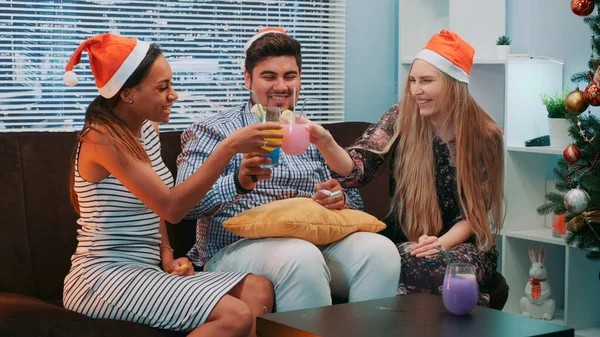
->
[63,121,247,331]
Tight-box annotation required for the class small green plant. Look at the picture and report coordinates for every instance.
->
[541,86,570,118]
[496,35,511,45]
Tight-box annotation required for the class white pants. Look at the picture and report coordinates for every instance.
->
[205,232,401,312]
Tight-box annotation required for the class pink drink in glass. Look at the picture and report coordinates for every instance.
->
[282,122,310,155]
[442,263,478,315]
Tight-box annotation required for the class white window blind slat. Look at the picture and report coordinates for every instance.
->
[0,0,345,132]
[2,1,345,13]
[4,20,346,31]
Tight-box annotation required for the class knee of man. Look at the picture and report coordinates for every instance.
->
[267,238,329,278]
[270,238,325,265]
[349,233,401,269]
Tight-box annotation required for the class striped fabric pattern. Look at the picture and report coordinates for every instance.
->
[63,121,246,331]
[176,102,365,267]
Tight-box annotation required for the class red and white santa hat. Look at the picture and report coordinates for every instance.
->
[243,27,287,53]
[63,33,150,99]
[415,30,474,84]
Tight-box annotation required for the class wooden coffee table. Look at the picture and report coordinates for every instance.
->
[257,293,574,337]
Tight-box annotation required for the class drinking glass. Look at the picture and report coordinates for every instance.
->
[282,112,310,155]
[260,106,283,168]
[442,263,478,315]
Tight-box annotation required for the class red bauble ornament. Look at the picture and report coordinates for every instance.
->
[594,67,600,85]
[564,144,582,164]
[571,0,595,16]
[584,82,600,106]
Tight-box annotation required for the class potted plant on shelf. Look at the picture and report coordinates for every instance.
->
[496,35,511,59]
[541,87,571,147]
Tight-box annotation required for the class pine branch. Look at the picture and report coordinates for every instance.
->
[537,192,566,215]
[586,250,600,261]
[572,71,591,84]
[583,14,598,25]
[552,163,571,192]
[586,15,600,38]
[566,228,600,262]
[555,179,571,193]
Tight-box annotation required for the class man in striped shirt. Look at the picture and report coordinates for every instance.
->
[176,28,401,312]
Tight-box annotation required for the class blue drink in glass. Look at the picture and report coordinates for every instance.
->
[262,147,280,168]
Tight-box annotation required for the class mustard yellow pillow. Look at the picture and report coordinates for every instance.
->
[223,198,386,245]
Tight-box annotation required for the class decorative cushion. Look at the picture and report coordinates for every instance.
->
[223,198,386,245]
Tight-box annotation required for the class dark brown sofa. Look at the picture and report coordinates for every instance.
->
[0,122,508,337]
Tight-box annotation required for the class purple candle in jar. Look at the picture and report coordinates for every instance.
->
[442,265,478,315]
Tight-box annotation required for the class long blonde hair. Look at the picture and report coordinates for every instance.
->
[379,68,504,251]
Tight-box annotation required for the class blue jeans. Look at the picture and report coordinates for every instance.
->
[205,232,401,312]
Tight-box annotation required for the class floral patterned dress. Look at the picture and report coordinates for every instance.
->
[335,103,498,307]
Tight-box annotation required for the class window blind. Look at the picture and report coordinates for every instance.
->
[0,0,346,132]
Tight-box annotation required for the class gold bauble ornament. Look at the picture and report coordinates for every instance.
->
[566,87,589,115]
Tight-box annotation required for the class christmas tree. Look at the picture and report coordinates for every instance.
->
[537,0,600,262]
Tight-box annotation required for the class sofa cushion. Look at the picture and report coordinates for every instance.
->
[159,132,198,259]
[0,135,36,298]
[16,132,80,303]
[223,197,386,245]
[0,292,184,337]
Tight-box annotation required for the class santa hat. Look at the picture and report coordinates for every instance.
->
[63,33,150,99]
[243,27,287,54]
[415,30,474,84]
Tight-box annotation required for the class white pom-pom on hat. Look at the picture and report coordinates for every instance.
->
[63,71,78,87]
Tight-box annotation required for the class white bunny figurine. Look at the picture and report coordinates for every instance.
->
[520,247,555,320]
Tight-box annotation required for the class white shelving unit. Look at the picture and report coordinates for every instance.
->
[507,146,564,155]
[503,144,600,333]
[399,1,600,336]
[503,228,567,246]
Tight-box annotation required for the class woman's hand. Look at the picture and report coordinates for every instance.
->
[410,235,443,258]
[163,257,194,276]
[304,120,332,147]
[302,117,354,177]
[227,123,282,154]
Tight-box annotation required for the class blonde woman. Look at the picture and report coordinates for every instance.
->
[309,30,505,307]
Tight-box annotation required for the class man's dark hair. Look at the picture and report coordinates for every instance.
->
[245,33,302,76]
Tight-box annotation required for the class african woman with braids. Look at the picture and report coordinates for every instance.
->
[62,34,280,337]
